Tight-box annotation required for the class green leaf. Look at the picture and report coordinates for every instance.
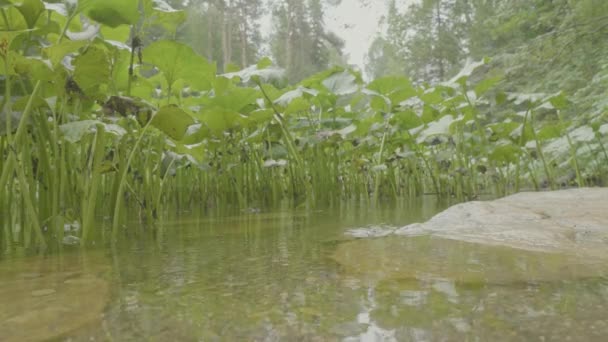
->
[419,89,444,105]
[150,105,195,141]
[367,76,416,105]
[85,0,139,28]
[12,55,54,81]
[548,92,570,110]
[285,97,310,115]
[143,0,186,34]
[257,57,273,69]
[495,92,507,105]
[0,29,33,57]
[203,85,259,113]
[44,40,87,66]
[474,75,502,97]
[392,110,424,130]
[143,40,216,91]
[322,71,359,95]
[537,123,565,141]
[73,44,111,96]
[100,25,131,43]
[369,95,388,112]
[15,0,44,29]
[489,143,521,164]
[247,109,274,124]
[488,122,521,140]
[197,107,246,135]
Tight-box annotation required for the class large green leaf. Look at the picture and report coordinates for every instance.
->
[474,75,503,97]
[100,25,131,43]
[322,71,359,95]
[150,105,195,141]
[143,0,186,35]
[203,82,259,113]
[13,55,54,81]
[73,44,111,95]
[84,0,139,28]
[143,40,216,91]
[392,110,424,130]
[367,76,416,105]
[489,142,521,164]
[15,0,44,29]
[44,40,87,66]
[197,107,246,135]
[537,123,566,141]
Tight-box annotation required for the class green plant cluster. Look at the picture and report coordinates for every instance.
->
[0,0,606,250]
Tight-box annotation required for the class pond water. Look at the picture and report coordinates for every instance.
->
[2,198,608,341]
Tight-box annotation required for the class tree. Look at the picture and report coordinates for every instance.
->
[269,0,345,83]
[181,0,264,72]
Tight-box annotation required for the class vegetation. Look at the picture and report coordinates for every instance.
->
[0,0,606,252]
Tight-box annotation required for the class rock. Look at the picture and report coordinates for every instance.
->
[333,188,608,284]
[394,188,608,257]
[0,252,110,342]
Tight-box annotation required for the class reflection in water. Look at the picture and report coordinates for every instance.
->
[1,197,608,340]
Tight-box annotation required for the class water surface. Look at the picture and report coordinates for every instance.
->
[2,198,608,341]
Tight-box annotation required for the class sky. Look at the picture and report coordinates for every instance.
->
[260,0,390,71]
[324,0,388,70]
[261,0,413,72]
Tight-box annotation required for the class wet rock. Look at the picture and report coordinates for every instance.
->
[333,188,608,284]
[30,289,56,297]
[394,188,608,257]
[345,225,397,238]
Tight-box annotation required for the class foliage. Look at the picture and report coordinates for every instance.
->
[0,0,606,252]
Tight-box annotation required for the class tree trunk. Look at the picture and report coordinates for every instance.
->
[435,0,445,80]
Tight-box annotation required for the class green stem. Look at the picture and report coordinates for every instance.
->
[112,119,154,237]
[557,110,584,187]
[0,81,41,192]
[82,124,106,246]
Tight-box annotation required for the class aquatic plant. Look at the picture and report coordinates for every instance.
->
[0,0,606,251]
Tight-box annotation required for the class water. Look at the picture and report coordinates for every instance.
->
[1,198,608,341]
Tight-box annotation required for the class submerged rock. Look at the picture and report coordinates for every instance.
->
[333,188,608,284]
[0,252,110,342]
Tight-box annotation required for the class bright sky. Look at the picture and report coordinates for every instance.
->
[261,0,390,71]
[324,0,387,70]
[261,0,413,72]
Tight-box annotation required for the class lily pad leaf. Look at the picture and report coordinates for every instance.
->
[143,40,216,91]
[150,105,195,141]
[73,44,111,97]
[85,0,139,28]
[322,71,358,95]
[367,76,416,105]
[16,0,45,29]
[197,107,246,135]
